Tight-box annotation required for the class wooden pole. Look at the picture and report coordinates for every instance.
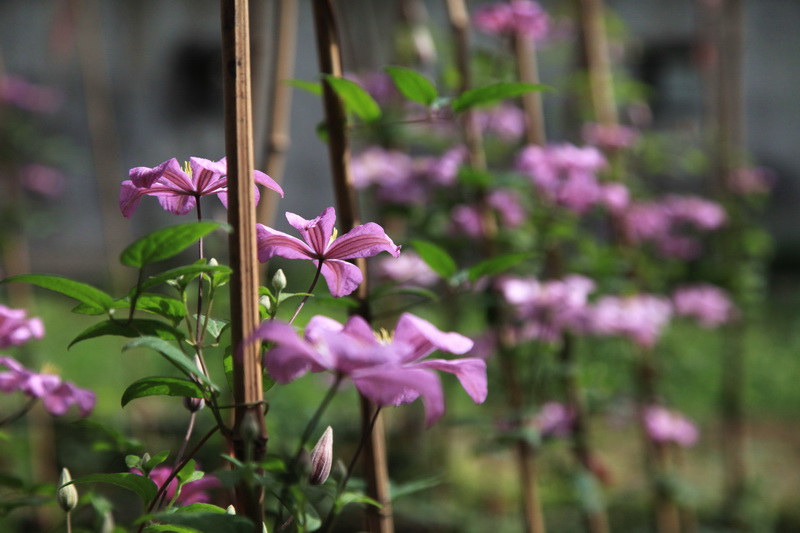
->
[310,2,393,532]
[221,0,267,529]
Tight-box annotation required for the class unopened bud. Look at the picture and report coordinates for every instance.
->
[183,396,205,412]
[260,295,273,312]
[272,269,287,292]
[208,258,219,267]
[57,468,78,512]
[308,426,333,485]
[226,504,236,515]
[100,510,115,533]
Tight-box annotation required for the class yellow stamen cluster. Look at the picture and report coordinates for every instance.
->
[329,227,339,246]
[182,160,192,177]
[374,327,394,344]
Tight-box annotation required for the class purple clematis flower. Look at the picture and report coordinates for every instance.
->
[254,313,487,426]
[0,305,44,349]
[119,157,284,218]
[256,207,401,297]
[0,356,95,417]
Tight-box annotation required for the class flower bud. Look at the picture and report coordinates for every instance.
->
[57,468,78,512]
[272,269,287,292]
[226,504,236,515]
[308,426,333,485]
[183,396,205,412]
[100,510,115,533]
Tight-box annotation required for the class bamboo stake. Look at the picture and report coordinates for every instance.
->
[310,2,393,532]
[221,0,267,529]
[257,0,298,228]
[445,1,545,532]
[708,0,749,524]
[71,0,130,291]
[577,0,617,126]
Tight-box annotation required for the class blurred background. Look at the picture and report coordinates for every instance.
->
[1,1,799,532]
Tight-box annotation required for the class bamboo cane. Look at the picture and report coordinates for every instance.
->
[310,2,394,532]
[221,0,268,529]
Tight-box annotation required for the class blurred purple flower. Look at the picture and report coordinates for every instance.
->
[536,401,575,438]
[475,105,526,141]
[582,123,640,150]
[255,313,487,426]
[0,357,95,417]
[120,157,283,218]
[351,147,413,190]
[589,294,672,348]
[729,166,775,195]
[135,465,220,506]
[450,189,526,239]
[19,164,67,199]
[621,195,726,259]
[500,275,595,342]
[599,182,630,213]
[644,405,699,447]
[474,1,550,40]
[663,195,726,231]
[0,305,44,349]
[256,207,401,297]
[516,143,608,213]
[377,251,438,287]
[672,284,737,328]
[0,75,62,113]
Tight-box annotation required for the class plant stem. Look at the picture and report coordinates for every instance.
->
[319,405,383,533]
[139,425,220,531]
[174,410,198,468]
[288,260,323,325]
[0,397,37,427]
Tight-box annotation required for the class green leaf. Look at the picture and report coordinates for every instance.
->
[145,450,171,472]
[467,252,534,282]
[323,75,381,121]
[69,473,157,504]
[144,525,201,533]
[121,377,205,407]
[285,79,322,95]
[452,82,550,113]
[458,166,493,188]
[223,347,234,394]
[195,315,228,340]
[138,264,233,294]
[133,294,187,322]
[411,240,457,279]
[69,319,184,348]
[142,511,253,533]
[121,222,230,269]
[2,274,114,313]
[384,66,438,106]
[123,337,216,390]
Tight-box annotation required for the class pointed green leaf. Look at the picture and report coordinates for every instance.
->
[121,222,230,268]
[69,473,157,504]
[2,274,114,313]
[145,450,171,472]
[385,66,438,106]
[132,294,187,322]
[285,79,322,95]
[467,253,534,282]
[410,240,457,279]
[141,511,253,533]
[69,319,184,348]
[137,264,233,294]
[323,75,381,122]
[121,377,205,407]
[452,82,551,113]
[123,336,216,390]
